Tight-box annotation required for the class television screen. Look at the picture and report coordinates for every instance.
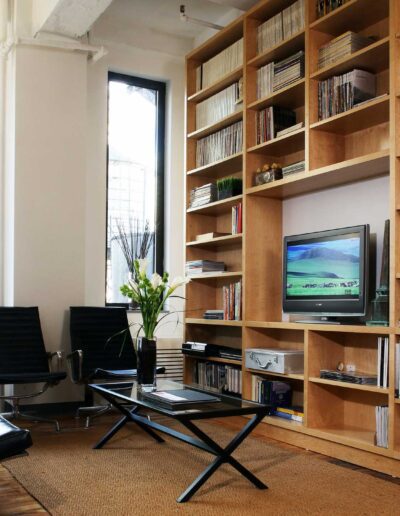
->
[286,233,361,300]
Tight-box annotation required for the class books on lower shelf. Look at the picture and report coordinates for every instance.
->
[223,280,241,320]
[375,405,388,448]
[318,69,376,120]
[320,369,378,385]
[257,0,305,55]
[185,260,225,275]
[377,336,389,388]
[251,376,292,412]
[274,405,304,423]
[196,81,242,130]
[257,50,305,99]
[316,0,350,19]
[318,31,373,70]
[196,38,243,91]
[232,203,242,234]
[193,361,242,396]
[196,120,243,167]
[189,183,218,208]
[256,106,296,145]
[282,160,305,177]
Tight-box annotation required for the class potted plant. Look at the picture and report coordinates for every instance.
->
[217,177,243,200]
[120,259,189,391]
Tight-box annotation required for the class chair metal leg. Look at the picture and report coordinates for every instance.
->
[2,401,61,432]
[76,403,113,428]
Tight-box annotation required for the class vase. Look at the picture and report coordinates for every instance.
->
[136,336,157,392]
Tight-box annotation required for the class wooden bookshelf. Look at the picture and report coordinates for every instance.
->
[184,0,400,477]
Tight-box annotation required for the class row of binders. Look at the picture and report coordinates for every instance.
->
[256,106,296,145]
[257,0,304,54]
[257,50,305,99]
[192,361,242,396]
[196,80,242,130]
[318,68,376,120]
[196,38,243,92]
[196,121,243,168]
[223,281,242,321]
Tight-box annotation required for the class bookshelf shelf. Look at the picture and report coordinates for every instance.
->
[261,415,305,432]
[187,194,242,215]
[187,271,242,280]
[187,152,242,178]
[395,399,400,404]
[247,367,304,381]
[188,355,242,366]
[186,234,242,248]
[310,95,390,134]
[188,111,243,140]
[246,150,389,200]
[309,377,389,394]
[310,37,390,81]
[247,29,305,68]
[247,127,305,156]
[244,320,392,334]
[247,78,305,111]
[187,66,243,104]
[185,318,242,327]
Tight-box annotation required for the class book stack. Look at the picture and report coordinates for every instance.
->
[256,106,297,145]
[274,405,304,423]
[318,68,376,120]
[257,0,305,54]
[196,120,243,167]
[185,260,225,275]
[193,361,242,396]
[282,160,305,177]
[276,121,304,137]
[257,51,305,99]
[316,0,349,19]
[196,81,242,130]
[203,309,224,320]
[396,342,400,398]
[223,281,242,320]
[189,183,217,208]
[318,31,372,70]
[320,369,377,385]
[251,376,292,410]
[375,405,388,448]
[196,38,243,91]
[232,203,242,234]
[377,336,389,388]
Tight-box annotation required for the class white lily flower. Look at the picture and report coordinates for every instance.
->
[128,279,140,293]
[171,276,190,289]
[138,258,148,275]
[151,273,162,288]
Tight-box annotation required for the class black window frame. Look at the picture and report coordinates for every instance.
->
[105,71,166,307]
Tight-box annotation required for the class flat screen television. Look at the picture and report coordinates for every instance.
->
[282,225,372,322]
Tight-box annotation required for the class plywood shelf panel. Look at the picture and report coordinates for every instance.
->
[246,150,389,199]
[310,95,390,134]
[188,111,243,140]
[187,195,242,215]
[308,427,392,456]
[187,152,242,178]
[261,415,306,432]
[186,234,242,248]
[248,30,305,68]
[185,355,242,366]
[247,367,304,381]
[310,37,389,81]
[244,320,393,334]
[247,128,305,156]
[187,67,243,104]
[185,318,242,327]
[309,377,389,394]
[187,271,242,280]
[247,79,305,111]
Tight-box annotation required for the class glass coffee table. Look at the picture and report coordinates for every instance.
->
[89,380,270,503]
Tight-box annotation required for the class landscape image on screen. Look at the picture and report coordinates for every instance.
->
[286,235,360,298]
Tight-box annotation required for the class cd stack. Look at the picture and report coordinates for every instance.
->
[318,31,372,70]
[257,51,305,99]
[257,0,305,54]
[318,69,376,120]
[189,183,217,208]
[256,106,296,144]
[195,121,243,167]
[196,38,243,91]
[282,161,305,177]
[193,361,242,396]
[185,260,225,275]
[196,80,242,130]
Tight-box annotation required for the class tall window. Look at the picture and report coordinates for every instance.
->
[106,72,165,305]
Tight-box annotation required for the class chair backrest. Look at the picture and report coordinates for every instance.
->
[0,307,49,374]
[69,306,136,379]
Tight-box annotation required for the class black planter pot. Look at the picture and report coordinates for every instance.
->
[137,336,157,391]
[218,186,242,200]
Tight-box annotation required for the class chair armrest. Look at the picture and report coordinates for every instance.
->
[66,350,83,383]
[46,351,63,372]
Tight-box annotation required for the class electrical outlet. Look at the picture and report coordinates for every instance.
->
[346,364,356,372]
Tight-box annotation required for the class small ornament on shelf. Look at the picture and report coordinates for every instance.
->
[254,163,283,186]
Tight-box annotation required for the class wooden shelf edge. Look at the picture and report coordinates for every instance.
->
[243,320,393,334]
[247,78,305,110]
[261,415,306,433]
[186,234,242,247]
[187,152,243,176]
[309,377,389,394]
[187,66,243,103]
[247,29,305,68]
[185,318,242,327]
[187,271,242,280]
[187,194,242,214]
[184,355,242,366]
[309,0,357,30]
[247,127,305,153]
[188,110,243,140]
[246,367,304,381]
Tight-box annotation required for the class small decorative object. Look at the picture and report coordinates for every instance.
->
[120,259,189,392]
[254,163,282,186]
[367,219,389,326]
[217,177,242,200]
[114,219,154,310]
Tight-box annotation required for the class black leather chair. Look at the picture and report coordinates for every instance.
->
[0,415,32,460]
[68,307,139,427]
[0,307,67,432]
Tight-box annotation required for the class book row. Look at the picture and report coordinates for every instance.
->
[195,121,243,167]
[223,281,242,321]
[256,106,296,145]
[257,0,305,55]
[257,50,305,99]
[196,80,242,130]
[375,405,388,448]
[316,0,349,19]
[192,361,242,395]
[232,203,242,234]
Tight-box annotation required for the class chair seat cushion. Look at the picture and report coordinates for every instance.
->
[0,416,32,460]
[0,371,67,384]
